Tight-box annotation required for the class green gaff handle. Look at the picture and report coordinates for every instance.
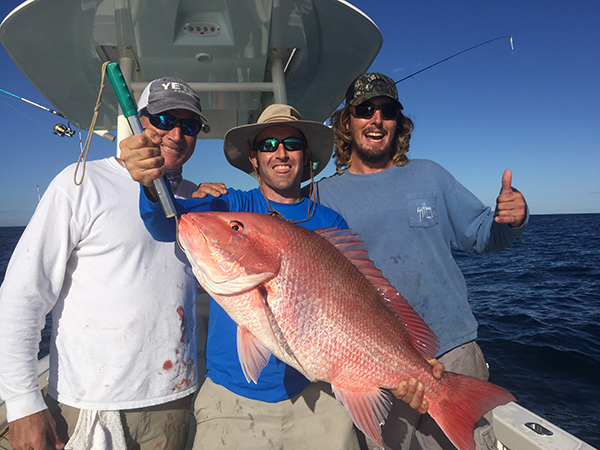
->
[106,62,177,219]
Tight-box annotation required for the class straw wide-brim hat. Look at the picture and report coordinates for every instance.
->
[224,104,334,182]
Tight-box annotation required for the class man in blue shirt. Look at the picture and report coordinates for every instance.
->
[311,73,528,450]
[119,104,441,449]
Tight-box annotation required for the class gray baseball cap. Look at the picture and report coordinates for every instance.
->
[345,72,403,109]
[138,77,207,123]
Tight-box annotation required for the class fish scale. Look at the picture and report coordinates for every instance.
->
[269,228,417,387]
[177,211,515,450]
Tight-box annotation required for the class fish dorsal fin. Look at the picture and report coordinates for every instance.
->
[316,228,439,358]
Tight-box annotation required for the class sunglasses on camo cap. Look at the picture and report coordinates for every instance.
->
[140,111,202,136]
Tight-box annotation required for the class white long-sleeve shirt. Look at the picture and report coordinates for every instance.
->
[0,158,198,422]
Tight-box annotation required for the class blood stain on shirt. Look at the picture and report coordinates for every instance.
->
[177,306,187,343]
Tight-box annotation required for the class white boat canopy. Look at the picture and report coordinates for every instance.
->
[0,0,382,141]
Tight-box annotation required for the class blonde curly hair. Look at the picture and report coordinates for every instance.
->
[329,104,414,173]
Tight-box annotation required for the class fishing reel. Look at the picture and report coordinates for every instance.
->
[53,122,75,138]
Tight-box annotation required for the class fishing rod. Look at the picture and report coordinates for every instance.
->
[395,35,514,84]
[0,87,75,137]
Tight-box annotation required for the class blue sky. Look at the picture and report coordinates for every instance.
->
[1,0,599,227]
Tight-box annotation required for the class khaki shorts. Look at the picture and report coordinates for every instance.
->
[46,393,193,450]
[193,378,360,450]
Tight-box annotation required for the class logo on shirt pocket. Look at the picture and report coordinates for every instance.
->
[407,193,438,228]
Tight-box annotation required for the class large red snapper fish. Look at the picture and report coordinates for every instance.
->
[177,211,515,450]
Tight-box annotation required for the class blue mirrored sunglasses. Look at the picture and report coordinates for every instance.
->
[140,111,201,136]
[254,137,306,152]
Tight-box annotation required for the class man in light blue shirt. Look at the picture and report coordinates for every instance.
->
[310,72,528,450]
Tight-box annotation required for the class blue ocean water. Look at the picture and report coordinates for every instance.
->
[1,214,599,447]
[453,213,600,447]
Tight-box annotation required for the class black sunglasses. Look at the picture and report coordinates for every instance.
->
[140,111,202,136]
[254,137,306,152]
[351,103,402,120]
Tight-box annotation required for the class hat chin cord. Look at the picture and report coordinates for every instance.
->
[253,159,316,225]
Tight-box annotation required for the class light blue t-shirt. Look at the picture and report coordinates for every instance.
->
[139,187,348,402]
[313,160,527,356]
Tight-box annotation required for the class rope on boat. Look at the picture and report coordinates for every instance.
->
[73,60,111,186]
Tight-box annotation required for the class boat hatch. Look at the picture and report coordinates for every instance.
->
[524,422,554,436]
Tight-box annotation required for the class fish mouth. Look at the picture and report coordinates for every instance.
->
[187,238,274,296]
[178,215,270,295]
[178,220,227,280]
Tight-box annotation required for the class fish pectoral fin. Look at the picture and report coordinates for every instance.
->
[237,326,272,384]
[258,286,310,379]
[331,385,392,449]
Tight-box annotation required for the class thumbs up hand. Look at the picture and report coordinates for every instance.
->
[494,169,527,227]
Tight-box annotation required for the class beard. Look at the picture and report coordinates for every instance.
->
[353,141,395,164]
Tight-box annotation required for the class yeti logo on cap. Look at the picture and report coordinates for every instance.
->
[137,77,207,123]
[160,81,195,99]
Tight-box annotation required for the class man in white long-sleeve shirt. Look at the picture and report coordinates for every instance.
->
[0,77,207,450]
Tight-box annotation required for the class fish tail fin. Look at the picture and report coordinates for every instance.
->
[428,373,515,450]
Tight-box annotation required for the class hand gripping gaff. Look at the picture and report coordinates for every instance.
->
[106,62,177,218]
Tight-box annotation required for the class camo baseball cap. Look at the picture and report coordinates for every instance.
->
[345,72,403,109]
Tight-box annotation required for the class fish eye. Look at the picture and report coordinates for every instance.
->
[230,221,244,231]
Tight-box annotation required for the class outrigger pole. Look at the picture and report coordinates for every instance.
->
[0,87,75,137]
[0,87,66,118]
